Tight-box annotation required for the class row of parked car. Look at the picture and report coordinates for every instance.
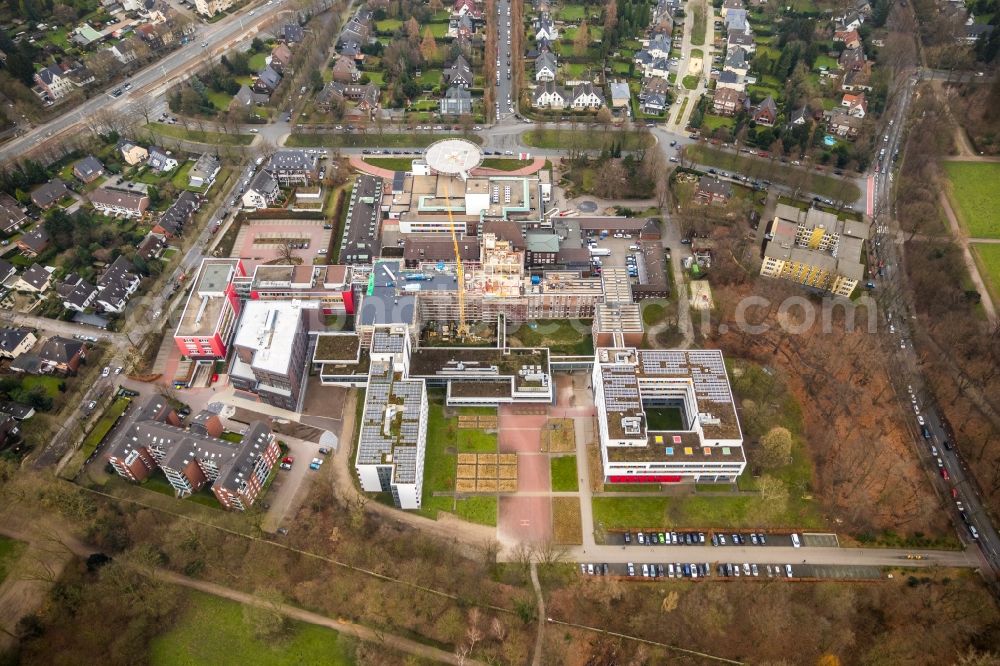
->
[719,563,795,578]
[625,530,802,547]
[627,562,712,579]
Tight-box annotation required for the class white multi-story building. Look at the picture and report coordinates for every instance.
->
[353,327,428,509]
[194,0,233,17]
[593,347,746,483]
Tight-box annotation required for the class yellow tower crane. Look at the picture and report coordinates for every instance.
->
[442,180,469,338]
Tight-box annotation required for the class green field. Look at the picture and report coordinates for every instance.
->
[690,4,706,45]
[480,158,533,171]
[287,133,481,148]
[507,320,593,356]
[454,496,497,525]
[457,428,497,453]
[592,492,825,530]
[21,375,61,400]
[375,18,402,33]
[522,129,654,152]
[82,397,131,458]
[645,407,683,431]
[556,4,586,20]
[642,301,666,326]
[0,535,26,584]
[972,243,1000,304]
[701,113,735,131]
[248,52,267,71]
[944,162,1000,238]
[149,591,356,666]
[550,456,579,492]
[205,89,233,112]
[146,123,255,146]
[682,75,699,90]
[684,144,862,201]
[362,157,415,171]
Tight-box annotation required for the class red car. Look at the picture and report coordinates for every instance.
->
[951,487,960,499]
[282,456,294,464]
[941,468,950,481]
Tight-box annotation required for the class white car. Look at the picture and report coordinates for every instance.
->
[101,367,110,377]
[249,128,259,134]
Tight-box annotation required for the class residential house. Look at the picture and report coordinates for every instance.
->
[153,191,201,237]
[118,140,148,166]
[965,23,994,45]
[440,86,472,115]
[331,55,360,83]
[842,92,867,118]
[533,81,567,109]
[56,273,98,311]
[789,105,812,126]
[713,87,744,116]
[726,9,749,34]
[72,155,105,183]
[641,91,668,113]
[721,0,744,18]
[828,108,863,138]
[267,150,319,186]
[315,82,347,111]
[96,256,141,313]
[30,180,69,210]
[534,51,557,82]
[253,67,282,96]
[270,43,293,74]
[34,64,74,100]
[230,85,255,110]
[646,33,672,60]
[11,264,52,294]
[188,153,221,188]
[283,23,304,43]
[444,55,475,87]
[842,64,873,92]
[697,176,734,204]
[0,401,35,420]
[727,29,756,51]
[839,46,866,73]
[147,146,178,173]
[834,29,862,49]
[67,66,95,89]
[0,260,14,285]
[136,233,166,262]
[637,53,671,79]
[0,327,36,360]
[569,82,605,109]
[716,70,745,92]
[452,14,475,39]
[16,226,49,257]
[338,8,372,53]
[38,336,86,374]
[242,171,281,210]
[342,83,380,113]
[753,95,778,126]
[89,188,150,218]
[0,194,26,234]
[724,46,749,76]
[535,15,558,41]
[454,0,482,19]
[609,81,631,109]
[837,11,864,31]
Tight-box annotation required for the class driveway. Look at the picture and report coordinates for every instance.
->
[262,434,329,532]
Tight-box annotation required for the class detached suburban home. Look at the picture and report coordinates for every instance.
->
[841,93,867,118]
[0,194,26,234]
[72,155,105,183]
[188,154,221,188]
[37,336,86,375]
[0,327,37,360]
[17,226,50,257]
[95,256,141,313]
[118,140,148,166]
[440,86,472,115]
[534,52,557,82]
[10,264,54,294]
[147,146,179,173]
[56,273,98,312]
[30,180,69,210]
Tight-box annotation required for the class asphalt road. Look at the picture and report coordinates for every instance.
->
[0,0,292,166]
[494,0,515,121]
[868,69,1000,576]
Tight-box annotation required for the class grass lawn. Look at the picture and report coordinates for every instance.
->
[522,129,654,152]
[427,22,449,38]
[690,6,706,45]
[457,428,497,453]
[564,62,592,79]
[507,319,593,356]
[150,591,356,666]
[674,97,690,125]
[480,158,532,171]
[362,157,415,171]
[550,456,579,492]
[972,243,1000,305]
[365,71,385,86]
[22,375,61,400]
[248,52,267,72]
[287,133,481,148]
[556,4,586,20]
[82,397,131,458]
[685,144,861,201]
[375,18,402,33]
[146,123,254,146]
[592,492,825,530]
[645,407,683,430]
[641,301,666,326]
[611,60,631,75]
[944,162,1000,238]
[205,89,233,112]
[455,496,497,525]
[416,68,442,88]
[702,113,735,131]
[141,473,221,508]
[682,75,699,90]
[169,162,208,192]
[814,54,839,71]
[0,535,26,584]
[690,48,704,59]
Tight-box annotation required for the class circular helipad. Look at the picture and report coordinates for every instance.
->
[425,138,483,175]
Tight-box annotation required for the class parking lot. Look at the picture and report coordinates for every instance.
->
[606,530,807,549]
[231,219,334,265]
[576,561,885,581]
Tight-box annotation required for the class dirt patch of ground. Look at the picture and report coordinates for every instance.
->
[540,419,575,453]
[552,498,583,545]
